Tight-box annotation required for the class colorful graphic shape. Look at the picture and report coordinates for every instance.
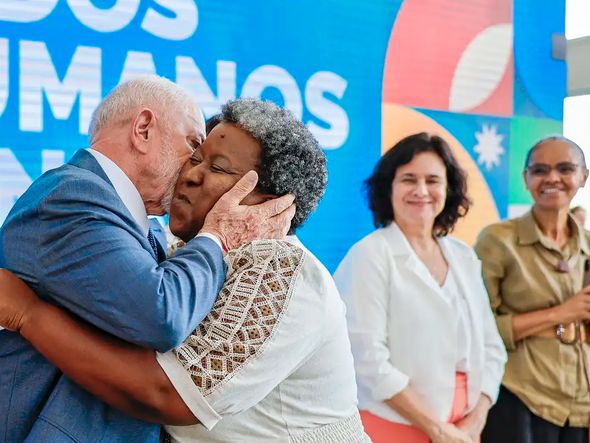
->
[382,104,500,244]
[383,0,513,116]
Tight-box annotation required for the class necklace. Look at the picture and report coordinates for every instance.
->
[533,243,578,273]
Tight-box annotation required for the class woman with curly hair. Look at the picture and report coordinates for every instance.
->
[334,133,507,443]
[0,99,368,442]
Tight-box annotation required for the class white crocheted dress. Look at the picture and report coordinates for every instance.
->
[157,238,368,443]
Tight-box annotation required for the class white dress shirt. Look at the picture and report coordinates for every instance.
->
[88,149,149,235]
[334,223,507,425]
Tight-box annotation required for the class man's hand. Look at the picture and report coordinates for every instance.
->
[0,269,40,332]
[200,171,296,253]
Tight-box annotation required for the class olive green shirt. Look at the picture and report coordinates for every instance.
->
[475,211,590,427]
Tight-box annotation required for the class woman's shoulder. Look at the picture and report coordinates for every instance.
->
[350,225,395,252]
[226,238,332,294]
[477,218,519,244]
[333,228,395,282]
[336,228,393,268]
[472,218,522,263]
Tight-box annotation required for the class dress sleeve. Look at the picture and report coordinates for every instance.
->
[334,237,410,402]
[474,228,516,351]
[157,240,328,430]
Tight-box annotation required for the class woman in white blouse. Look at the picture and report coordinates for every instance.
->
[334,133,507,443]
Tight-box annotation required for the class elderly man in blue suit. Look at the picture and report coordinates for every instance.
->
[0,76,295,443]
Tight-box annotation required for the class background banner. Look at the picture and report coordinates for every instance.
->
[0,0,565,271]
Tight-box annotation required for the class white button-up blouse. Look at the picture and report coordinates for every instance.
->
[334,223,507,424]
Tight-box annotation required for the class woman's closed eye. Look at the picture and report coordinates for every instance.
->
[190,154,202,164]
[210,164,229,173]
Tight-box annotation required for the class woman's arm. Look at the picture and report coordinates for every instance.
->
[0,269,197,425]
[454,393,492,441]
[511,287,590,341]
[475,227,590,346]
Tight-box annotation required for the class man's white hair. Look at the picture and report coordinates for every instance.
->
[89,75,196,140]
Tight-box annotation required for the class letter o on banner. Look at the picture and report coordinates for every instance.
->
[241,65,303,120]
[66,0,140,33]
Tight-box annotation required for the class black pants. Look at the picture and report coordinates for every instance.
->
[482,386,588,443]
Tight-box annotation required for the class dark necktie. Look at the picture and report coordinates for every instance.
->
[147,228,162,262]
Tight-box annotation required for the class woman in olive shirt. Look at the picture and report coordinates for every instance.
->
[475,135,590,443]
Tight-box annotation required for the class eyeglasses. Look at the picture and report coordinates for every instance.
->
[525,162,582,177]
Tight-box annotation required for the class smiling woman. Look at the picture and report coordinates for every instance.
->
[334,133,507,443]
[475,135,590,443]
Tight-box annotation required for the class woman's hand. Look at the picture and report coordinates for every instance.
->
[429,422,473,443]
[387,385,474,443]
[513,286,590,341]
[453,394,492,442]
[554,285,590,323]
[0,269,40,331]
[454,409,486,442]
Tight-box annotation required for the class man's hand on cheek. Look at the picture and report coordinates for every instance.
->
[200,171,296,253]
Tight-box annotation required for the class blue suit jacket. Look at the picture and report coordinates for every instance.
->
[0,150,225,442]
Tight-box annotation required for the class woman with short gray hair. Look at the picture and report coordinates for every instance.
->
[0,98,368,442]
[476,135,590,443]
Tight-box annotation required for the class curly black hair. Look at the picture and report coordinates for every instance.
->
[219,98,327,232]
[364,133,470,236]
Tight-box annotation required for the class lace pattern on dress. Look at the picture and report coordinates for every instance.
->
[173,240,305,396]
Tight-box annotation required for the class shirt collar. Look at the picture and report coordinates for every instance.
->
[88,149,149,236]
[516,210,541,246]
[517,209,590,255]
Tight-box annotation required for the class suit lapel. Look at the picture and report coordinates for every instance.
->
[68,149,159,261]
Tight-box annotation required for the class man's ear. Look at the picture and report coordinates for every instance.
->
[131,108,156,154]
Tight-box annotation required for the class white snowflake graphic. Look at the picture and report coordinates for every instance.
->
[474,124,505,171]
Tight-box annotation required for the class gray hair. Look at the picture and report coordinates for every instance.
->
[220,98,327,232]
[89,75,197,140]
[525,134,587,170]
